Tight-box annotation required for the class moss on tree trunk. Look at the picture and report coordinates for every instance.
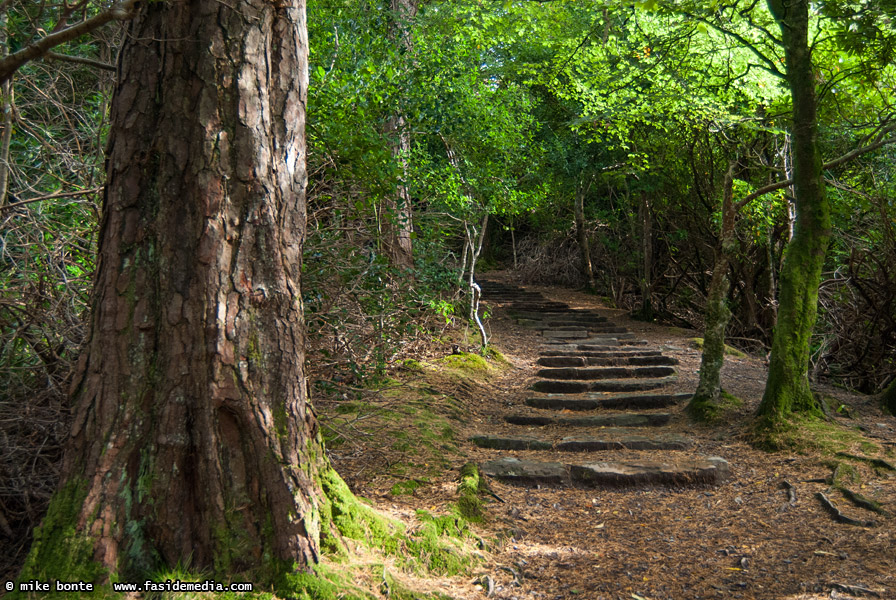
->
[17,0,341,587]
[689,164,736,421]
[757,0,829,431]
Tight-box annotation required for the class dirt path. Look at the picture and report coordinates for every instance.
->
[457,276,895,600]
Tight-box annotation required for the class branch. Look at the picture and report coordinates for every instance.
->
[0,187,102,212]
[0,0,137,84]
[43,51,116,72]
[736,131,896,209]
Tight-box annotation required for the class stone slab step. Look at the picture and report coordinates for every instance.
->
[535,366,677,380]
[540,349,661,358]
[471,432,693,452]
[482,456,729,487]
[505,411,671,428]
[470,434,552,451]
[537,355,678,368]
[543,334,639,345]
[542,329,590,339]
[531,376,677,394]
[519,318,610,327]
[542,341,622,351]
[525,391,692,411]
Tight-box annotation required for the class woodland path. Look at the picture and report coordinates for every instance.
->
[473,279,729,489]
[450,276,895,600]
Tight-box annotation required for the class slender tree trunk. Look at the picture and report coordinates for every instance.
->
[638,193,654,320]
[758,0,830,426]
[574,183,596,291]
[0,11,13,207]
[20,0,331,581]
[382,0,416,270]
[689,163,736,420]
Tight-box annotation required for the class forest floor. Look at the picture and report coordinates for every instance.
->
[322,273,896,600]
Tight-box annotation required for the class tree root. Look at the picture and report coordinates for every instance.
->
[815,492,877,527]
[835,452,896,471]
[839,487,892,517]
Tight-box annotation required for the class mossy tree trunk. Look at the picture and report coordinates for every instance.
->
[757,0,830,427]
[689,163,737,421]
[882,379,896,415]
[574,181,597,291]
[21,0,331,582]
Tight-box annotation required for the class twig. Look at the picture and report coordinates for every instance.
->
[0,187,102,212]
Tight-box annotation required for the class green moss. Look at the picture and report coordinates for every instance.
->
[454,463,486,523]
[399,359,425,372]
[16,479,109,596]
[404,511,472,576]
[390,479,427,496]
[318,467,403,556]
[482,346,510,366]
[436,352,490,373]
[689,337,746,358]
[752,414,868,453]
[278,563,375,600]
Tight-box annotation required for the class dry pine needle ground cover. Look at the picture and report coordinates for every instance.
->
[322,277,896,600]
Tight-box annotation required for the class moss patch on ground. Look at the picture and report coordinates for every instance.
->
[689,337,747,358]
[751,413,879,454]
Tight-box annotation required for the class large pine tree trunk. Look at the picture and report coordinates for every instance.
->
[21,0,328,580]
[758,0,830,426]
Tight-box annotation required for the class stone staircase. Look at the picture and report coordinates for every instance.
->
[474,279,729,488]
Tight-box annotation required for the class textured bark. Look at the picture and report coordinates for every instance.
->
[574,184,596,291]
[23,0,325,579]
[689,164,736,420]
[758,0,829,424]
[382,0,417,270]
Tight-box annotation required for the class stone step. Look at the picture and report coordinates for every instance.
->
[543,334,639,345]
[511,310,604,319]
[540,342,622,351]
[518,318,610,327]
[504,302,570,311]
[536,355,678,368]
[535,366,677,380]
[541,329,589,339]
[531,376,677,394]
[505,411,671,428]
[540,349,661,358]
[481,456,730,487]
[525,391,692,411]
[471,432,693,451]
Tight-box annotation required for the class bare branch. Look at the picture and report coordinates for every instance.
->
[0,0,137,84]
[43,51,115,71]
[736,129,896,209]
[0,187,102,213]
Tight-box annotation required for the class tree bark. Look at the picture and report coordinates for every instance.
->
[758,0,829,425]
[20,0,329,581]
[574,182,596,291]
[382,0,417,270]
[882,379,896,415]
[638,193,654,320]
[689,163,736,421]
